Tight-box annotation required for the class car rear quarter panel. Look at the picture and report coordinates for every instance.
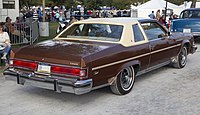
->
[88,43,150,87]
[172,33,194,52]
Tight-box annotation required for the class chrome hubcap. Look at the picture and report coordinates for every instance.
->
[120,67,133,90]
[180,47,187,66]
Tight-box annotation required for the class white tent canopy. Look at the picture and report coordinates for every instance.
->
[179,1,200,9]
[136,0,182,18]
[137,0,180,9]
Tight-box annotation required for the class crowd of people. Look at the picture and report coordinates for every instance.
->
[148,9,178,28]
[19,6,130,23]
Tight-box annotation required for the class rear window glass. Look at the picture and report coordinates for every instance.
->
[59,24,123,42]
[180,10,200,18]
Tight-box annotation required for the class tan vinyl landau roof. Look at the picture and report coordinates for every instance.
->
[76,17,144,25]
[56,18,149,47]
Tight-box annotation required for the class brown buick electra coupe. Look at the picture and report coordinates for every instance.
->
[4,18,197,95]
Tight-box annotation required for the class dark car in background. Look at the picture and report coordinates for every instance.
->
[170,8,200,39]
[170,19,200,39]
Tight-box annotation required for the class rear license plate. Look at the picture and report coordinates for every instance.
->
[183,28,191,33]
[37,64,51,73]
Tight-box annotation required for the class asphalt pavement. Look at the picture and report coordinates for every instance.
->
[0,43,200,115]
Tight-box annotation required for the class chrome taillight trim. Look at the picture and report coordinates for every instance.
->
[12,58,83,69]
[50,68,88,78]
[10,59,38,71]
[10,58,89,78]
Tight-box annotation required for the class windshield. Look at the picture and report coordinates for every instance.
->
[58,24,123,42]
[180,10,200,18]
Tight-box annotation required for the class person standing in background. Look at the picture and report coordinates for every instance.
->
[169,12,174,20]
[156,10,161,20]
[37,8,42,22]
[33,9,38,21]
[55,11,60,22]
[15,17,20,23]
[148,11,155,19]
[0,24,11,62]
[5,17,15,34]
[66,10,71,20]
[158,15,166,26]
[80,6,84,16]
[70,6,75,16]
[52,10,56,21]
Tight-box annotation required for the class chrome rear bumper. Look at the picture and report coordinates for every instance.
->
[4,68,92,95]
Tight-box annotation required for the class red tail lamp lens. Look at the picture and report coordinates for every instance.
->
[13,60,37,70]
[51,66,81,76]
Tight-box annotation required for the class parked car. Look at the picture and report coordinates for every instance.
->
[170,19,200,39]
[170,8,200,39]
[4,18,197,95]
[180,8,200,18]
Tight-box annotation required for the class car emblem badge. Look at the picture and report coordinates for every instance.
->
[70,62,79,66]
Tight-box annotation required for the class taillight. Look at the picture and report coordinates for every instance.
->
[51,65,87,78]
[12,59,37,70]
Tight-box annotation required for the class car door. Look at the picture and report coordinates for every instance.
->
[132,24,150,71]
[141,22,178,67]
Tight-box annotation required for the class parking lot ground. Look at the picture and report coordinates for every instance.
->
[0,44,200,115]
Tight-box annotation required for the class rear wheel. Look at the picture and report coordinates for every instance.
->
[110,66,135,95]
[173,46,187,68]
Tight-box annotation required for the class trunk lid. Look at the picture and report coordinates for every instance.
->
[15,40,116,66]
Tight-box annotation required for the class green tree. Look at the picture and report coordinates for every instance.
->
[166,0,184,5]
[111,0,132,9]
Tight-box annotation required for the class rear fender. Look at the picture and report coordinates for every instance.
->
[109,60,141,85]
[181,39,191,53]
[182,39,191,46]
[117,60,140,73]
